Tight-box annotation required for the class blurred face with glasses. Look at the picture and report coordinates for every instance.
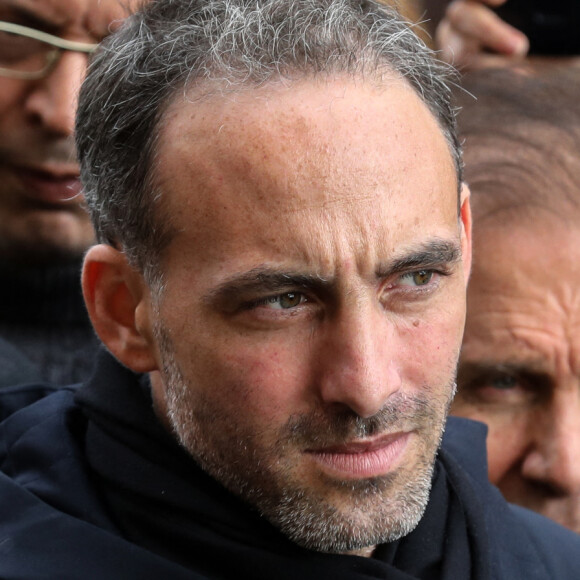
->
[0,0,130,263]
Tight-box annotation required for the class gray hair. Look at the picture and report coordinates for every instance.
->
[76,0,461,281]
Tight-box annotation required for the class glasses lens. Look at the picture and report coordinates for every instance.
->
[0,26,57,78]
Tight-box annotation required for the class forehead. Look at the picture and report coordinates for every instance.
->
[462,218,580,382]
[467,217,580,341]
[472,214,580,279]
[463,126,580,225]
[0,0,130,39]
[154,78,459,274]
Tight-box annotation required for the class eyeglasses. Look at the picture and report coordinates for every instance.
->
[0,21,98,80]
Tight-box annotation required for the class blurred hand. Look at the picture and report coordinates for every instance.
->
[436,0,530,69]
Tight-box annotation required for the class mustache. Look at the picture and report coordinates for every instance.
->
[281,390,448,448]
[0,136,78,167]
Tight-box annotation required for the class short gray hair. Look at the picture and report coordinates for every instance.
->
[76,0,461,281]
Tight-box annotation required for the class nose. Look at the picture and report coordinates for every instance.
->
[315,304,403,418]
[23,50,87,137]
[520,393,580,495]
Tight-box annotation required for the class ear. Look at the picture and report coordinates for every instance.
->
[459,182,472,282]
[82,244,159,373]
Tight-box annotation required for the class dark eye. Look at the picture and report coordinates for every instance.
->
[456,367,540,407]
[489,374,518,390]
[0,31,44,63]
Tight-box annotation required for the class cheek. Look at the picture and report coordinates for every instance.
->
[400,305,464,386]
[177,333,314,423]
[452,400,531,483]
[486,414,531,483]
[0,85,21,121]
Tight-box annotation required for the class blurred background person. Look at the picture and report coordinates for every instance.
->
[0,0,134,386]
[452,62,580,532]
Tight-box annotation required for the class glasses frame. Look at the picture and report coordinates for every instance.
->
[0,21,98,80]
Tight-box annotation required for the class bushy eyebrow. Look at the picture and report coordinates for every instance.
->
[460,361,544,374]
[4,3,57,31]
[458,361,553,390]
[205,238,462,306]
[377,240,461,278]
[205,270,330,306]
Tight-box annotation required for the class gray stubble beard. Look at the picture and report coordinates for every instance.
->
[157,324,455,553]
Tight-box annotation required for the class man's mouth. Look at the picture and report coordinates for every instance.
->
[305,431,411,479]
[13,165,83,206]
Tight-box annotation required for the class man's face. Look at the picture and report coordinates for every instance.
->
[0,0,127,262]
[455,213,580,533]
[147,78,471,554]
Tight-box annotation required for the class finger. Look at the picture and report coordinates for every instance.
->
[446,0,529,56]
[436,19,475,66]
[477,0,509,7]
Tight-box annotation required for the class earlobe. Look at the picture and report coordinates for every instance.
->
[82,244,159,373]
[459,183,473,281]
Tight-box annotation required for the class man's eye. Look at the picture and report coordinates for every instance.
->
[489,374,518,390]
[456,370,535,407]
[0,32,41,63]
[262,292,306,310]
[398,270,434,287]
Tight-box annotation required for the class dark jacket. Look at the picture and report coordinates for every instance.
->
[0,352,579,580]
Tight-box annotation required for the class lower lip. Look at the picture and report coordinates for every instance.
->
[17,170,82,205]
[307,432,410,479]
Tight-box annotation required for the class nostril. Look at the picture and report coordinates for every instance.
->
[530,478,574,499]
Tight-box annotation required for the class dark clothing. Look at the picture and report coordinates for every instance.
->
[1,351,579,579]
[0,260,99,385]
[0,336,41,388]
[0,380,76,422]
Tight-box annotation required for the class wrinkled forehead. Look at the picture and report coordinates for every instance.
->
[150,77,460,270]
[464,130,580,227]
[0,0,132,39]
[161,77,453,189]
[468,217,580,324]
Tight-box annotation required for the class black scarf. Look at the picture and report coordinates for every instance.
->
[76,352,491,579]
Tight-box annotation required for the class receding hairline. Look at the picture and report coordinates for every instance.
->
[146,71,463,255]
[76,0,462,283]
[153,66,454,156]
